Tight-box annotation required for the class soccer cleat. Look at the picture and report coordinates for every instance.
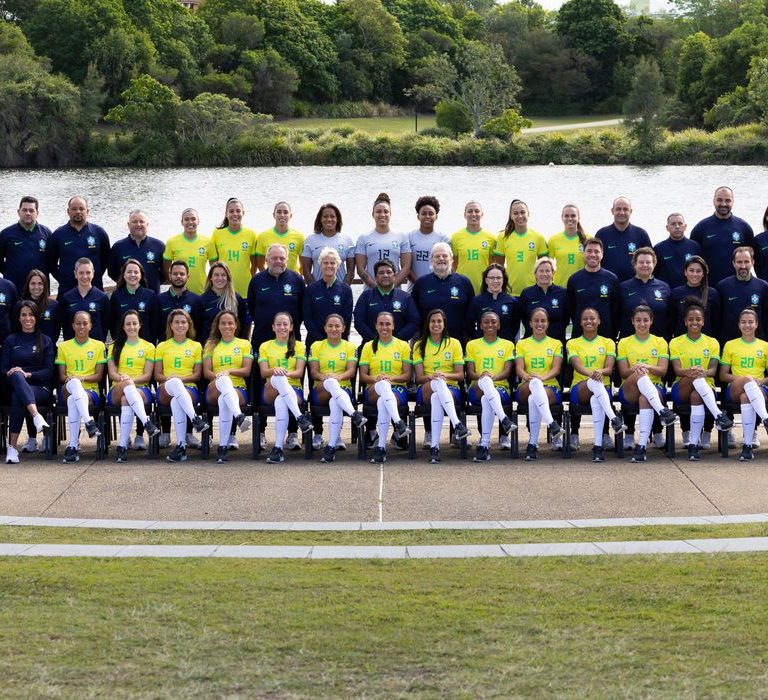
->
[312,434,325,451]
[739,444,754,462]
[285,433,301,451]
[681,430,691,448]
[351,411,367,429]
[266,447,285,464]
[631,445,647,463]
[473,445,491,462]
[393,421,410,441]
[422,431,432,450]
[592,445,605,462]
[166,444,188,463]
[453,422,470,441]
[234,413,251,433]
[551,435,563,451]
[320,445,336,463]
[714,414,733,432]
[659,408,677,427]
[216,445,228,463]
[548,421,563,439]
[5,446,19,464]
[500,416,517,434]
[371,446,387,464]
[610,416,626,434]
[570,434,580,450]
[297,414,313,434]
[133,435,145,451]
[115,446,128,463]
[84,420,101,439]
[687,444,700,461]
[21,438,38,453]
[429,447,441,463]
[143,419,161,439]
[63,446,79,463]
[192,415,210,434]
[158,433,171,449]
[524,443,538,461]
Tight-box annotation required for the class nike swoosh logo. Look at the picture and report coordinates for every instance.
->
[627,292,637,296]
[13,241,22,246]
[369,303,378,306]
[427,290,436,294]
[315,296,323,300]
[706,234,716,239]
[121,303,128,307]
[261,287,270,291]
[64,240,74,246]
[663,256,672,260]
[576,288,586,293]
[607,245,616,249]
[729,296,738,301]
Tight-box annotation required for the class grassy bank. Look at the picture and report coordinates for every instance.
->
[2,554,767,696]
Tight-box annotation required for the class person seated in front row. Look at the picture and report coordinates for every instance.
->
[55,311,105,463]
[515,307,564,461]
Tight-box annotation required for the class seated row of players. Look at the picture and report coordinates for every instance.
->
[8,290,768,466]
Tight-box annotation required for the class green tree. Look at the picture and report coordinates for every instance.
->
[480,109,531,139]
[237,48,299,115]
[623,56,665,157]
[435,98,472,135]
[675,31,715,125]
[703,85,759,128]
[89,27,157,105]
[748,55,768,127]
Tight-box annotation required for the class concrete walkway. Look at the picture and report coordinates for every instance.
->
[522,118,621,133]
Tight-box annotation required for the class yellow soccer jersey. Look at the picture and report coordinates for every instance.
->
[107,338,156,385]
[55,337,107,391]
[721,337,768,380]
[465,337,515,389]
[566,334,616,386]
[258,339,307,388]
[548,231,585,287]
[412,337,464,387]
[206,337,253,389]
[155,338,203,380]
[359,337,412,385]
[617,334,669,385]
[163,233,217,295]
[669,334,720,387]
[450,228,498,294]
[210,226,258,296]
[309,339,357,389]
[493,229,548,295]
[516,335,563,387]
[256,228,304,272]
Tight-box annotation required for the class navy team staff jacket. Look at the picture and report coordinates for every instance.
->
[47,221,111,295]
[0,221,51,291]
[108,236,166,293]
[691,214,755,287]
[466,291,521,343]
[0,277,19,345]
[716,274,768,344]
[157,288,202,339]
[302,278,353,348]
[669,284,720,338]
[618,276,672,339]
[59,286,110,342]
[353,287,420,345]
[652,237,702,289]
[247,268,305,352]
[110,286,161,344]
[594,224,652,283]
[566,267,620,339]
[410,271,474,344]
[197,291,251,347]
[12,298,61,346]
[519,283,569,343]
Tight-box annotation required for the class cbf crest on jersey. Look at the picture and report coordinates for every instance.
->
[450,286,459,297]
[183,304,192,313]
[241,242,249,250]
[628,243,636,252]
[138,301,146,311]
[0,293,5,304]
[234,347,241,355]
[501,304,508,313]
[600,285,609,296]
[198,247,206,255]
[546,348,553,356]
[653,289,662,300]
[393,352,401,359]
[752,294,760,305]
[598,346,606,354]
[339,352,347,360]
[703,348,710,357]
[39,239,46,250]
[184,349,192,357]
[528,242,535,250]
[87,236,96,246]
[87,351,94,360]
[481,241,489,248]
[283,284,292,294]
[758,349,764,358]
[497,349,504,357]
[88,302,96,311]
[551,298,559,307]
[732,232,741,242]
[137,349,145,358]
[444,351,452,360]
[333,295,341,304]
[393,301,402,310]
[147,252,156,261]
[651,348,658,357]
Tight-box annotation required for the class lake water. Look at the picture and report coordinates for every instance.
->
[2,165,767,252]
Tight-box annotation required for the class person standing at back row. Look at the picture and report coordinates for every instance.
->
[407,195,450,288]
[163,208,218,295]
[256,201,304,273]
[108,209,166,293]
[210,197,258,297]
[652,213,701,289]
[595,196,651,283]
[492,199,548,296]
[691,186,755,287]
[355,193,411,288]
[450,200,496,294]
[0,196,51,292]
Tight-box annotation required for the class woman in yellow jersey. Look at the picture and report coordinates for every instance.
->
[465,310,516,462]
[258,312,313,464]
[308,313,366,463]
[450,200,497,294]
[211,197,258,296]
[617,304,677,463]
[256,201,304,273]
[719,308,768,461]
[203,310,253,464]
[515,307,564,461]
[358,311,412,464]
[56,310,105,463]
[492,199,548,296]
[566,307,626,463]
[413,309,470,463]
[548,204,587,287]
[669,299,732,461]
[155,309,210,463]
[163,208,217,295]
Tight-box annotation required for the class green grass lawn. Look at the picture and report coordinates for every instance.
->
[279,114,620,135]
[2,554,767,696]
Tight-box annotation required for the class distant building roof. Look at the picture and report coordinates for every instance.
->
[178,0,200,10]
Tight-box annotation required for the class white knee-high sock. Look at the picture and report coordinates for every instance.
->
[119,405,133,448]
[638,407,654,446]
[323,378,355,415]
[690,405,705,447]
[215,375,241,418]
[431,379,460,426]
[587,378,616,419]
[480,395,494,447]
[430,392,445,448]
[692,377,722,418]
[637,375,664,414]
[270,375,302,419]
[528,400,541,446]
[477,376,507,421]
[217,394,233,447]
[66,378,92,425]
[170,398,188,446]
[123,384,149,424]
[328,399,343,447]
[375,380,400,424]
[528,377,554,425]
[744,381,768,420]
[742,403,756,445]
[166,378,196,420]
[590,395,605,446]
[376,396,390,447]
[66,395,80,448]
[274,397,289,448]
